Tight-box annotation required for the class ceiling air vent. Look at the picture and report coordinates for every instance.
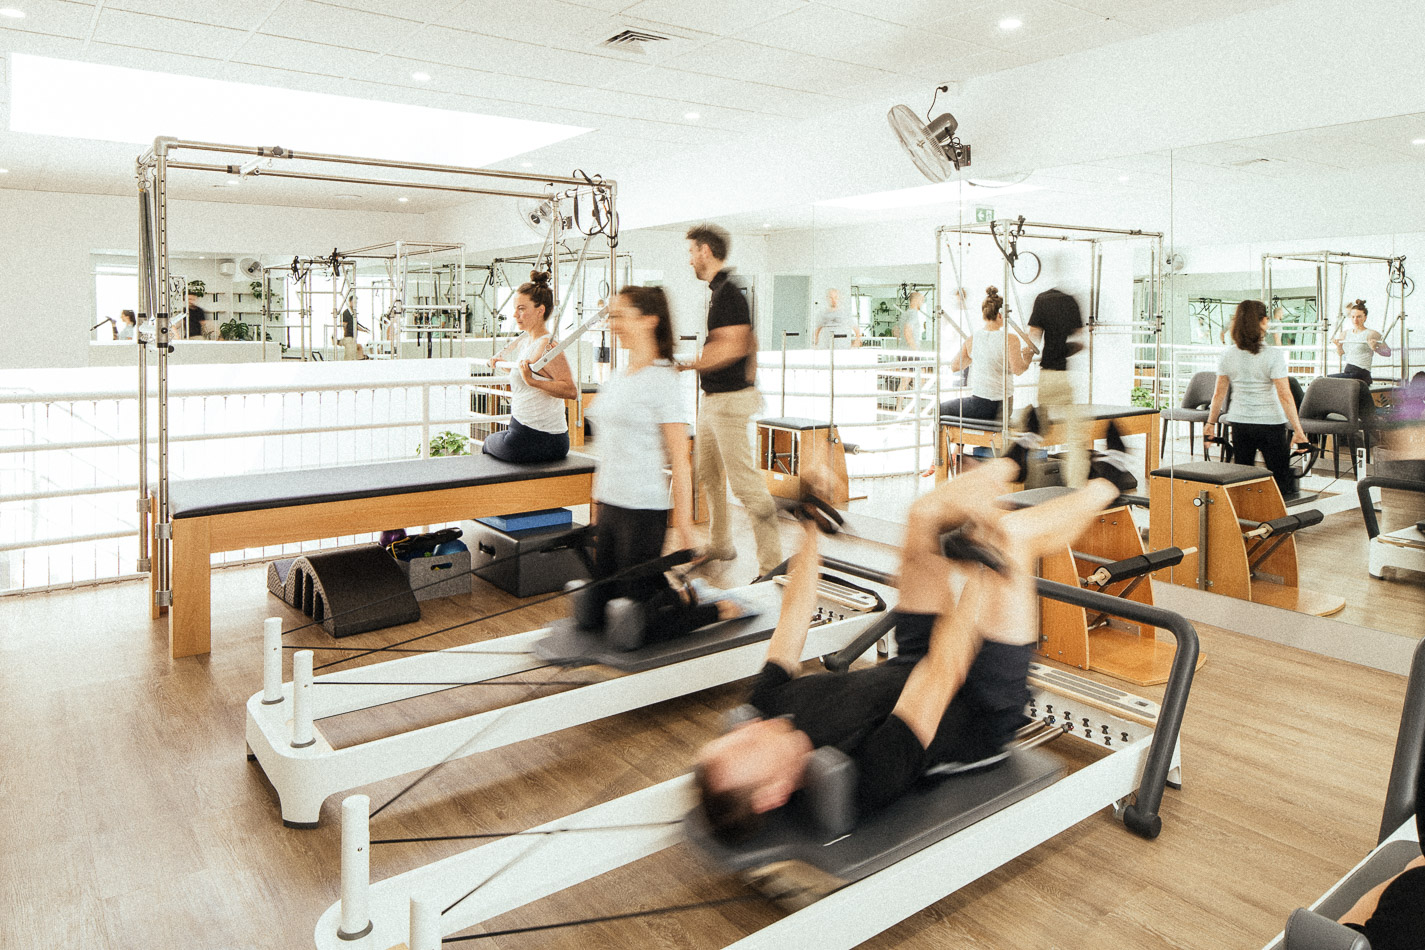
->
[600,29,672,53]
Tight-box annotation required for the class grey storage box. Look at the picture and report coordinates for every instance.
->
[397,548,472,601]
[462,519,590,598]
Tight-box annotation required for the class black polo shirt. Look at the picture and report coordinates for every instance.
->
[699,269,753,394]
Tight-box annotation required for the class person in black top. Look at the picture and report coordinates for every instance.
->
[695,461,1119,840]
[680,224,783,575]
[185,293,207,340]
[1023,288,1088,485]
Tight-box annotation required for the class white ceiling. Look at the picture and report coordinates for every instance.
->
[0,0,1297,212]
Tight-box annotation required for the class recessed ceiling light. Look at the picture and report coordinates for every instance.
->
[521,161,533,168]
[998,17,1023,30]
[411,71,431,82]
[0,9,26,19]
[1118,175,1130,182]
[684,111,700,121]
[397,196,409,203]
[0,168,9,174]
[1413,137,1425,145]
[762,222,771,228]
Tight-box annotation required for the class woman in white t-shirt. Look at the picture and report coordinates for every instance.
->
[1203,299,1310,496]
[577,285,740,649]
[482,271,576,463]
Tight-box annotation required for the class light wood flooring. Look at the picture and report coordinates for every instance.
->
[0,509,1415,950]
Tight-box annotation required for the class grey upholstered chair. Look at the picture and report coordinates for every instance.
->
[1298,377,1369,477]
[1160,371,1224,460]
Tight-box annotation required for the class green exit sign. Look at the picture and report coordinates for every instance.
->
[975,206,995,224]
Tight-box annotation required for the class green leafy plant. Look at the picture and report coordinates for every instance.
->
[1130,386,1154,408]
[427,430,471,458]
[187,279,207,297]
[219,318,253,341]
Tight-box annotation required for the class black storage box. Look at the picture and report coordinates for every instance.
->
[462,519,591,598]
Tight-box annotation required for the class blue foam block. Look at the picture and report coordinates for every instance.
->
[477,508,573,532]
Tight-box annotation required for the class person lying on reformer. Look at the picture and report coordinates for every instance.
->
[695,460,1119,842]
[571,286,744,650]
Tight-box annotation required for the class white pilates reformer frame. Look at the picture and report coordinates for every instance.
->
[311,579,1197,949]
[248,578,888,826]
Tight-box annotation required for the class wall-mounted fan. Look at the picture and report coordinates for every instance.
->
[888,89,971,183]
[238,257,263,279]
[517,197,573,236]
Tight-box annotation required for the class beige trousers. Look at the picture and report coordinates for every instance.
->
[1038,369,1090,488]
[696,387,784,573]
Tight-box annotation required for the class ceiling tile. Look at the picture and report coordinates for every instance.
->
[1055,0,1156,16]
[439,0,614,45]
[668,37,898,96]
[994,15,1140,63]
[105,0,278,32]
[816,0,991,29]
[320,0,465,22]
[743,4,985,72]
[609,68,854,117]
[928,0,1106,51]
[0,29,87,57]
[0,0,96,40]
[93,9,251,60]
[260,0,420,52]
[232,32,381,76]
[620,0,806,36]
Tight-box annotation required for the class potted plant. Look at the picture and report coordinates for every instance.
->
[188,279,207,298]
[426,430,471,458]
[219,318,253,341]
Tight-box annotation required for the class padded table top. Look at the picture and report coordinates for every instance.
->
[941,404,1156,431]
[170,452,596,519]
[759,416,832,431]
[1149,461,1269,485]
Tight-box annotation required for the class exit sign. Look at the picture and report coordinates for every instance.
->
[974,206,995,224]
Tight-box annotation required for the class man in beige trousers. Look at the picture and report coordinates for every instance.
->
[681,224,784,575]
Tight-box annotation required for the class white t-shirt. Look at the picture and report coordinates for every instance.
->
[968,328,1009,401]
[1218,344,1288,425]
[508,333,568,434]
[815,307,857,349]
[587,361,688,510]
[902,308,925,344]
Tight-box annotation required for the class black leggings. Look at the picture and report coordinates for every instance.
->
[1329,363,1372,384]
[939,395,1003,420]
[1230,422,1293,496]
[590,503,718,644]
[481,417,569,464]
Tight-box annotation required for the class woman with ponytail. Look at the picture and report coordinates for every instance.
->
[939,286,1031,421]
[574,285,741,649]
[482,270,576,463]
[1330,299,1390,385]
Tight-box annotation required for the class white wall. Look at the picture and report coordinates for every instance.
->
[0,189,428,370]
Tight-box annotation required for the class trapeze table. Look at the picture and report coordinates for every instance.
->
[154,453,595,658]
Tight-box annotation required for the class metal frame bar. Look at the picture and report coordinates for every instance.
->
[135,136,618,615]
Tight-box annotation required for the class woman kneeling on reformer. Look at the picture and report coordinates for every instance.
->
[696,459,1119,842]
[573,286,742,650]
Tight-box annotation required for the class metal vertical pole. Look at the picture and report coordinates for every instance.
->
[152,139,174,608]
[135,177,156,574]
[934,229,944,472]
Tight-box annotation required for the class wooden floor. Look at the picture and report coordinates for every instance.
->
[0,508,1414,950]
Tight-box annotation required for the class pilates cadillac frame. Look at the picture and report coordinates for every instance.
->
[133,138,618,618]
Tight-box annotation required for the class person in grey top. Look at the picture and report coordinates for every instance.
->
[901,291,926,350]
[813,288,861,349]
[1203,299,1309,496]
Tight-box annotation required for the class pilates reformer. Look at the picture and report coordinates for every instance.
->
[310,576,1196,950]
[246,553,893,827]
[1262,635,1425,950]
[1357,465,1425,581]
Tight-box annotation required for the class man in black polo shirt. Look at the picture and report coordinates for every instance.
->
[681,224,783,575]
[1024,287,1088,485]
[695,462,1119,840]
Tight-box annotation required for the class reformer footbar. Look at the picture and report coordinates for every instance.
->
[311,579,1196,950]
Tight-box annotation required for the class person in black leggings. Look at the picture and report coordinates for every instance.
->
[1203,300,1310,497]
[481,270,574,464]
